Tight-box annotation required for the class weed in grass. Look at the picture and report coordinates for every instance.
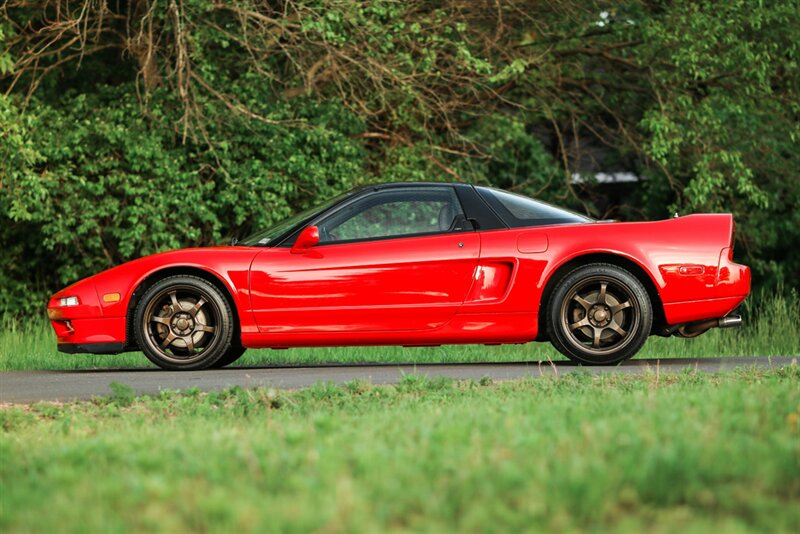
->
[108,381,136,406]
[343,379,372,395]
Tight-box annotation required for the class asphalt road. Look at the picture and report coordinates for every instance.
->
[1,356,795,404]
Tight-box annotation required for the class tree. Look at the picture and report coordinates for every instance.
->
[1,0,797,316]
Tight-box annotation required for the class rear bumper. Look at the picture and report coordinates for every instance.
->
[663,250,750,325]
[663,295,747,325]
[717,249,751,297]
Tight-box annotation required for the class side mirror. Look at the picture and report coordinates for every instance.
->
[291,226,320,254]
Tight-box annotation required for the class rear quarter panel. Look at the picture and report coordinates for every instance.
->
[475,214,741,334]
[526,214,746,326]
[543,216,724,295]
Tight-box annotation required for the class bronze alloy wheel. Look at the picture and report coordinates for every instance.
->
[560,275,640,356]
[134,275,234,370]
[548,263,652,364]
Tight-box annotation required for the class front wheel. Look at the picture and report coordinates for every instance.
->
[210,346,247,368]
[134,275,235,370]
[548,263,652,365]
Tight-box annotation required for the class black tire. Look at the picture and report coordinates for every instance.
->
[134,275,235,370]
[547,263,652,365]
[210,346,247,368]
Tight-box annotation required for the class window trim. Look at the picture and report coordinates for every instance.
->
[456,185,507,231]
[308,228,472,248]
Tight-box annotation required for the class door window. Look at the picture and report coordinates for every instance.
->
[318,187,468,243]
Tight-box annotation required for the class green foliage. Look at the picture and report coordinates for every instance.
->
[0,95,47,316]
[634,0,800,284]
[1,370,798,531]
[0,0,798,315]
[107,381,136,407]
[0,23,14,75]
[0,86,366,314]
[458,114,566,203]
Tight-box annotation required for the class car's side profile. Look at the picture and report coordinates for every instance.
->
[48,182,751,370]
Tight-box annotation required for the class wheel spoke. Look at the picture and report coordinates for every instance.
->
[608,322,627,337]
[160,332,177,348]
[169,291,180,310]
[188,297,206,317]
[611,300,631,314]
[196,324,215,333]
[151,315,170,325]
[572,294,592,310]
[597,282,608,304]
[592,327,602,348]
[184,336,195,352]
[569,317,590,331]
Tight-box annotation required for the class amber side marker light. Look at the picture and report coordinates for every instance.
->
[103,292,121,303]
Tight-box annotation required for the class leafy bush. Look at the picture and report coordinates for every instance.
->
[1,0,798,315]
[1,87,367,314]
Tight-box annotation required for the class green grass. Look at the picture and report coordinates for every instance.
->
[1,368,798,532]
[1,290,797,371]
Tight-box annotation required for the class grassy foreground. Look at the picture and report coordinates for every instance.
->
[1,367,798,532]
[1,290,797,371]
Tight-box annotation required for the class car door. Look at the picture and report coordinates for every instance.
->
[249,186,480,334]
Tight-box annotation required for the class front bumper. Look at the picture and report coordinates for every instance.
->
[48,277,129,352]
[48,316,128,349]
[58,342,127,354]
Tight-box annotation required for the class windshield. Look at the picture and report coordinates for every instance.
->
[239,191,352,246]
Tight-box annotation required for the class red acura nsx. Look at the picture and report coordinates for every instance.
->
[48,182,750,370]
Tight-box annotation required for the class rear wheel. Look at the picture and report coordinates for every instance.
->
[548,263,652,365]
[134,275,234,370]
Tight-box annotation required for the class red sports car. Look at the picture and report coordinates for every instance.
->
[47,182,750,370]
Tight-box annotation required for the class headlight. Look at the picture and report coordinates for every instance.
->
[59,296,80,307]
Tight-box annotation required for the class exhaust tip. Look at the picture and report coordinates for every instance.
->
[718,314,742,328]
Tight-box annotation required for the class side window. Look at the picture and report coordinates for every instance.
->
[477,187,592,227]
[318,188,467,243]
